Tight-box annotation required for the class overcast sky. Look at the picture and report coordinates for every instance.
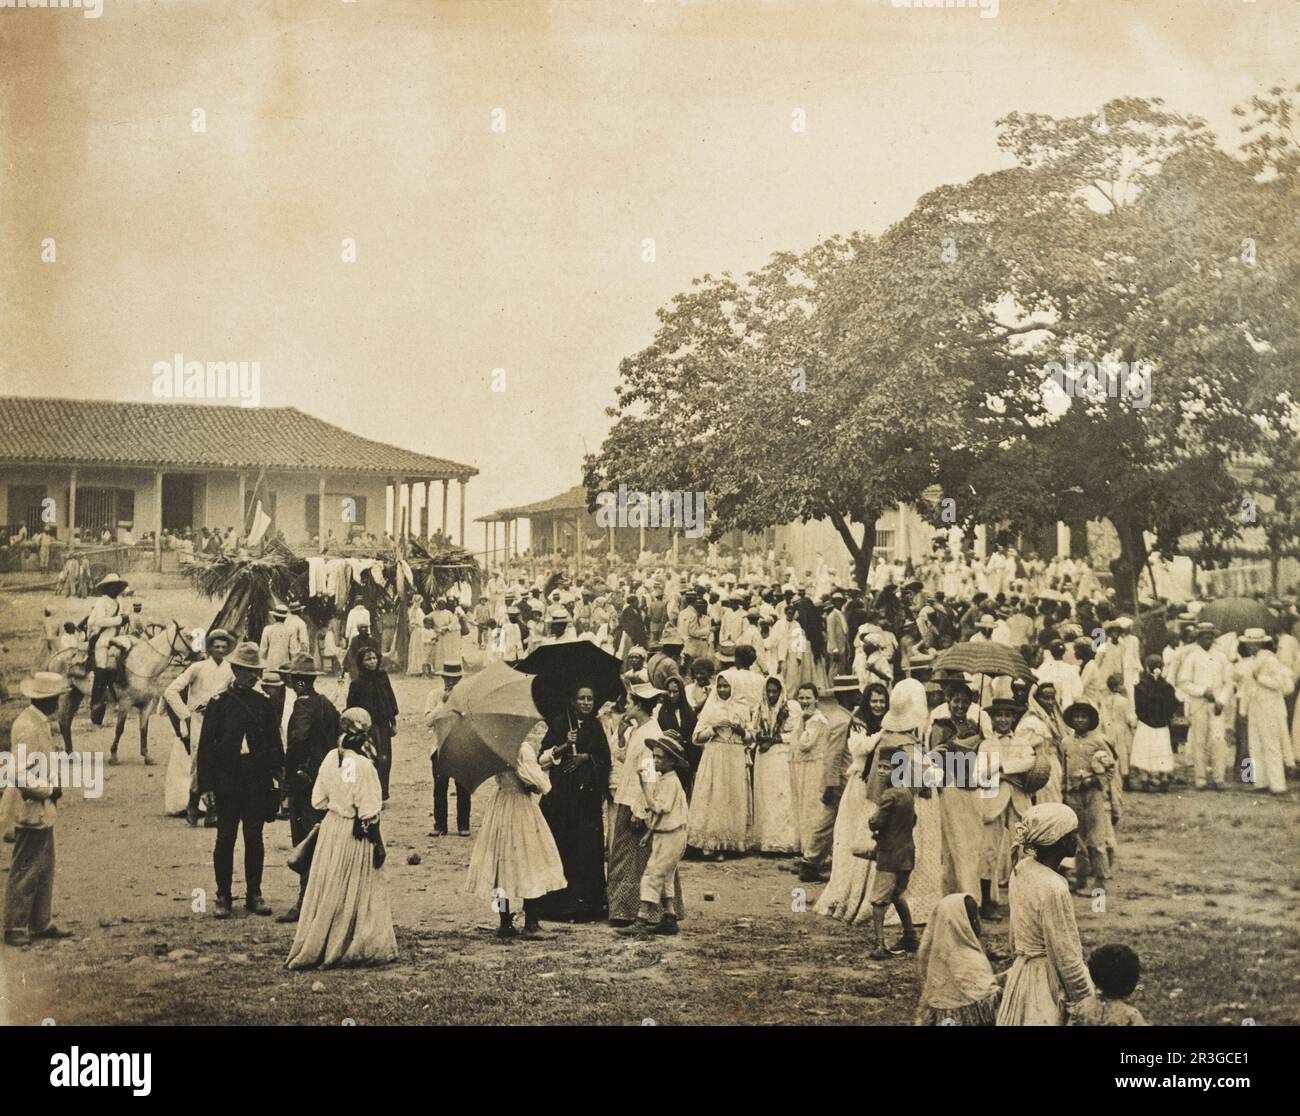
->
[2,0,1296,544]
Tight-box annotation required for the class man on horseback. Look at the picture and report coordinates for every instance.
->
[86,574,130,726]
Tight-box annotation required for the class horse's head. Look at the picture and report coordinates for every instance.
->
[151,620,196,667]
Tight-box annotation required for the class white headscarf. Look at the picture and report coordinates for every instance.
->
[916,893,999,1012]
[1013,802,1078,860]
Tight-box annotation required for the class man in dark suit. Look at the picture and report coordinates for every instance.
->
[277,653,340,922]
[197,641,284,919]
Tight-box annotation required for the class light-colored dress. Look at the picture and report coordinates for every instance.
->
[465,743,567,906]
[687,693,753,852]
[814,725,877,922]
[751,685,800,853]
[996,858,1094,1026]
[406,604,427,675]
[286,750,398,970]
[789,709,828,857]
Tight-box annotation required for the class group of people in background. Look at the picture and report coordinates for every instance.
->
[11,537,1295,1026]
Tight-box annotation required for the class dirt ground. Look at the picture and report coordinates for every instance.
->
[0,585,1297,1026]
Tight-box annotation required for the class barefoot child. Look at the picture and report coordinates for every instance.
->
[617,730,690,938]
[1061,702,1117,897]
[864,739,919,959]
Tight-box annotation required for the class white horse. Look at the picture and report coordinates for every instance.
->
[46,620,194,761]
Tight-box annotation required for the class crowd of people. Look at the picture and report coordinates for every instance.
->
[6,539,1297,1025]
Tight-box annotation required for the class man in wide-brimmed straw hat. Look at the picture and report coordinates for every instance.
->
[4,672,75,946]
[259,604,301,682]
[195,642,284,919]
[86,573,130,725]
[1175,620,1231,789]
[276,652,340,921]
[164,627,236,826]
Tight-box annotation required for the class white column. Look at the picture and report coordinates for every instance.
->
[1056,520,1071,558]
[68,467,78,541]
[974,524,988,562]
[458,478,467,547]
[441,480,449,538]
[318,476,327,552]
[896,503,909,563]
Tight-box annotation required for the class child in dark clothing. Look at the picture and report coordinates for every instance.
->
[864,741,919,959]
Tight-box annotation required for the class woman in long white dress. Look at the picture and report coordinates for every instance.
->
[687,675,754,857]
[406,596,428,676]
[465,740,567,939]
[751,676,800,854]
[996,803,1095,1026]
[286,709,398,970]
[815,683,889,922]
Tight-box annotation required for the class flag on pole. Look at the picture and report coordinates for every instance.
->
[247,500,272,547]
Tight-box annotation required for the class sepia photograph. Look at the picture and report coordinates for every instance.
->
[0,0,1297,1076]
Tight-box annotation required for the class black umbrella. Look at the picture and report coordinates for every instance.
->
[515,637,624,721]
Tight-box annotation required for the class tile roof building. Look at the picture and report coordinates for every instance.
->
[0,396,477,548]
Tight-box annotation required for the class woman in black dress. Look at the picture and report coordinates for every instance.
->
[534,683,611,921]
[346,646,399,800]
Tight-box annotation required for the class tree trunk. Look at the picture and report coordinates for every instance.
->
[1108,515,1148,614]
[829,510,876,590]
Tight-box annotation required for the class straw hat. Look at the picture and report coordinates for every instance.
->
[96,573,128,593]
[628,680,665,701]
[20,671,70,700]
[205,628,234,648]
[657,625,684,648]
[880,678,928,733]
[1240,628,1271,644]
[226,642,265,671]
[830,673,860,695]
[438,662,464,678]
[647,730,689,769]
[1062,701,1100,733]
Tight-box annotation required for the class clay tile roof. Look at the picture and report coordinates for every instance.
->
[0,396,477,479]
[494,484,589,518]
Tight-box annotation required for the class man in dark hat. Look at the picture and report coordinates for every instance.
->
[277,653,340,922]
[424,663,471,837]
[196,642,284,918]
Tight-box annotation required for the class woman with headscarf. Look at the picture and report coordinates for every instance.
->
[534,684,611,921]
[750,675,802,854]
[915,893,1000,1026]
[286,708,397,970]
[346,646,399,801]
[814,682,889,922]
[657,675,699,793]
[995,803,1095,1026]
[1131,653,1179,792]
[1017,681,1065,804]
[686,674,754,858]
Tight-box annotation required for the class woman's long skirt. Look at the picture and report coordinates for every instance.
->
[606,804,685,922]
[938,788,985,897]
[372,725,393,802]
[465,783,567,907]
[1129,723,1174,776]
[533,774,607,920]
[163,736,192,816]
[406,627,427,675]
[996,955,1069,1026]
[814,776,873,921]
[686,742,752,852]
[286,811,397,970]
[752,743,797,853]
[788,758,823,858]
